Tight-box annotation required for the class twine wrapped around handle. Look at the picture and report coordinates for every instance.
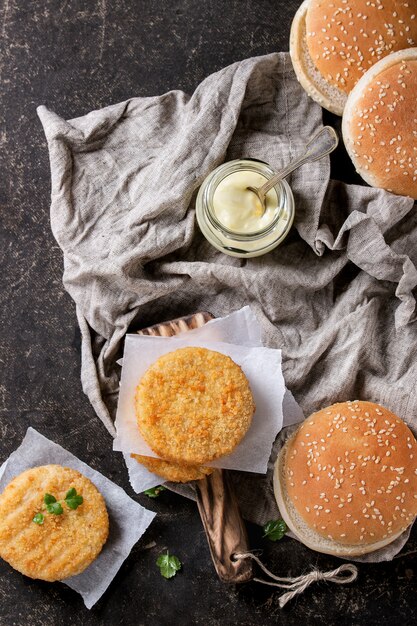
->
[233,552,358,608]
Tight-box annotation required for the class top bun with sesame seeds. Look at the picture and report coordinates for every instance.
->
[342,47,417,198]
[290,0,417,116]
[273,401,417,556]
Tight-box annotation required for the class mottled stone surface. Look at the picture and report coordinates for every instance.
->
[0,1,416,624]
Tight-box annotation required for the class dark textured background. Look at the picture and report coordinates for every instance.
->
[1,1,416,624]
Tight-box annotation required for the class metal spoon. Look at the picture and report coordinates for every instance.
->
[247,126,339,215]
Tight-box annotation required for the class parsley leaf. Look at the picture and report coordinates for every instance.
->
[144,485,166,498]
[40,488,84,517]
[262,519,287,541]
[156,551,182,579]
[46,501,64,515]
[65,488,84,510]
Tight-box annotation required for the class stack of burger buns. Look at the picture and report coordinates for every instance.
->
[132,346,255,482]
[290,0,417,199]
[290,0,417,115]
[274,401,417,556]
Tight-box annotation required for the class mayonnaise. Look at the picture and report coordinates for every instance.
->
[212,171,278,233]
[196,159,295,258]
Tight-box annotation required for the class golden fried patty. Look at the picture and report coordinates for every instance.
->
[135,347,255,465]
[132,454,213,483]
[0,465,109,581]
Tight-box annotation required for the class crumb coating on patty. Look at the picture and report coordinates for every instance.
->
[135,347,255,465]
[0,465,109,581]
[132,454,213,482]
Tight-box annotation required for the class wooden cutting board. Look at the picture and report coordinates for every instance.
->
[137,312,253,583]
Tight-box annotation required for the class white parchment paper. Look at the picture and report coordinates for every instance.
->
[114,307,305,493]
[0,428,156,609]
[115,338,284,473]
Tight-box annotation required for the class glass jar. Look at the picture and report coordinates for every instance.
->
[196,159,295,258]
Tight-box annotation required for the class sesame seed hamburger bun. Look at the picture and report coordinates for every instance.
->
[0,465,109,581]
[342,47,417,198]
[290,0,348,115]
[290,0,417,116]
[273,401,417,556]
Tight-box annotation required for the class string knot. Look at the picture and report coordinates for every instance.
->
[234,552,358,608]
[311,569,321,582]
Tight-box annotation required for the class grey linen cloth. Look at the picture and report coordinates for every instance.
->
[38,52,417,537]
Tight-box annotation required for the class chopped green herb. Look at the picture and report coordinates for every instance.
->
[156,551,182,579]
[46,501,64,515]
[144,485,166,498]
[65,488,84,510]
[262,519,287,542]
[37,488,84,520]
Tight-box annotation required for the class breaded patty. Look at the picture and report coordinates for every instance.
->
[135,347,255,465]
[131,454,213,483]
[0,465,109,581]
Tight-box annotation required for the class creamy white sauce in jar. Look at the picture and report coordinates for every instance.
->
[196,159,295,258]
[212,171,278,233]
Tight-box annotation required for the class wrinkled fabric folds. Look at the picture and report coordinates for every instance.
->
[38,53,417,530]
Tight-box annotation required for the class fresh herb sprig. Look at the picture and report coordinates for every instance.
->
[65,488,84,510]
[144,485,166,498]
[262,519,287,541]
[32,487,84,524]
[156,551,182,579]
[44,493,63,515]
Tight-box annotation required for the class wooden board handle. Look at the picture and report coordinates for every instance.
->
[195,469,253,583]
[137,312,214,337]
[137,312,252,584]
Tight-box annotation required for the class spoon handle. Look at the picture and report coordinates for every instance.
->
[259,126,339,195]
